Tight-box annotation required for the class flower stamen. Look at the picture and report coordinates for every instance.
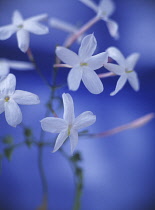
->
[5,96,10,102]
[80,62,88,66]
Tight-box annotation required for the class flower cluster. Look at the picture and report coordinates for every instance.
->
[0,0,141,153]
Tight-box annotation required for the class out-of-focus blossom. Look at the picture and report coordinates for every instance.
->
[0,74,40,127]
[41,93,96,153]
[56,34,108,94]
[79,0,119,39]
[0,10,49,52]
[0,58,33,81]
[104,47,140,96]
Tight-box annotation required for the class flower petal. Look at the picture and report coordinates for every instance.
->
[41,117,67,133]
[98,0,115,18]
[73,111,96,130]
[0,74,16,96]
[0,99,5,114]
[53,130,68,152]
[67,66,83,91]
[127,71,140,91]
[0,25,16,40]
[12,90,40,105]
[106,19,119,39]
[24,21,49,34]
[82,69,103,94]
[126,53,140,70]
[79,0,98,13]
[4,99,22,127]
[16,29,30,53]
[78,34,97,60]
[110,74,127,96]
[8,60,33,70]
[62,93,75,124]
[56,46,79,66]
[49,18,77,33]
[69,129,78,154]
[104,63,124,75]
[86,52,108,70]
[106,47,125,67]
[12,10,23,25]
[0,60,10,81]
[26,14,48,22]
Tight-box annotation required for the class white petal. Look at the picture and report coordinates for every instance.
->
[126,53,140,70]
[0,74,16,96]
[16,29,30,53]
[104,63,124,75]
[8,60,33,70]
[0,99,5,114]
[86,52,108,70]
[41,117,67,133]
[24,21,49,35]
[0,60,10,81]
[69,129,78,154]
[26,14,48,22]
[49,18,77,33]
[12,10,23,25]
[98,0,115,18]
[4,99,22,127]
[82,69,103,94]
[67,66,83,91]
[110,74,127,96]
[0,25,17,40]
[78,34,97,60]
[127,71,140,91]
[73,111,96,130]
[56,46,79,66]
[106,19,119,39]
[53,130,68,152]
[106,47,125,67]
[12,90,40,105]
[62,93,75,124]
[79,0,98,13]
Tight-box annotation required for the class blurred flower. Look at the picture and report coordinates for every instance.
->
[41,93,96,153]
[104,47,140,96]
[0,10,49,52]
[56,34,108,94]
[0,74,40,127]
[0,58,33,81]
[49,18,84,43]
[79,0,119,39]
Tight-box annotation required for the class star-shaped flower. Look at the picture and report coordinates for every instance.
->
[0,10,49,52]
[0,58,33,81]
[41,93,96,153]
[79,0,119,39]
[56,34,108,94]
[104,47,140,96]
[0,74,40,127]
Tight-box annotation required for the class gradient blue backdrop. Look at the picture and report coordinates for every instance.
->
[0,0,155,209]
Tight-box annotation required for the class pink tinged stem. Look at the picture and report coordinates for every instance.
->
[53,64,72,68]
[92,113,155,138]
[64,15,100,48]
[98,72,116,78]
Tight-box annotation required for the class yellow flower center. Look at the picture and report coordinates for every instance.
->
[68,124,72,135]
[80,62,88,66]
[17,24,23,29]
[5,96,10,102]
[125,68,133,73]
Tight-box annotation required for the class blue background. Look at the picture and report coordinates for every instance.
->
[0,0,155,209]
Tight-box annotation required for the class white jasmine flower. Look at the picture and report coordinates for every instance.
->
[41,93,96,153]
[79,0,119,39]
[0,74,40,127]
[0,10,49,52]
[56,34,108,94]
[0,58,33,81]
[104,47,140,96]
[49,18,84,43]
